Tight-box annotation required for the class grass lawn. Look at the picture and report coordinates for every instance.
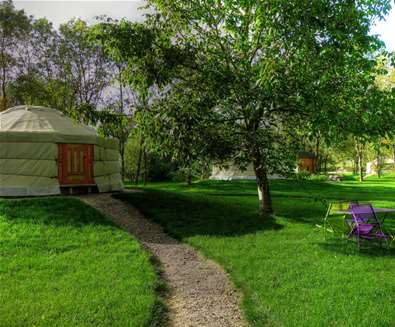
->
[0,197,161,327]
[119,175,395,327]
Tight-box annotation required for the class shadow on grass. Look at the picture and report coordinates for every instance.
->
[114,190,283,239]
[0,197,115,228]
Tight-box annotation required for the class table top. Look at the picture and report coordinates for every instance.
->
[336,208,395,214]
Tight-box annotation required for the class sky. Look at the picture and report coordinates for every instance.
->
[14,0,395,52]
[14,0,148,25]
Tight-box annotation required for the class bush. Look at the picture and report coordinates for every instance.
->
[124,131,211,183]
[310,174,329,182]
[293,170,312,180]
[292,171,329,181]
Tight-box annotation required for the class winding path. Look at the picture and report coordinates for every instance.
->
[79,193,246,327]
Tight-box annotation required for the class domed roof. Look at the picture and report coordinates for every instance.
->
[0,105,100,144]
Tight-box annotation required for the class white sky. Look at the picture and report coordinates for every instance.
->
[14,0,395,51]
[14,0,148,26]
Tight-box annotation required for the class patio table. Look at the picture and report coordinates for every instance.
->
[336,207,395,225]
[336,208,395,215]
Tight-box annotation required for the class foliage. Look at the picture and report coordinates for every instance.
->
[133,0,392,216]
[0,197,162,326]
[124,130,203,183]
[125,131,178,182]
[0,0,31,110]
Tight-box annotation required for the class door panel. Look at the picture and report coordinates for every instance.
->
[58,144,94,185]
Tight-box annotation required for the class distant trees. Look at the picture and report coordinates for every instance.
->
[0,0,31,110]
[2,2,137,181]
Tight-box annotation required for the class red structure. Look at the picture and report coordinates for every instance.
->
[298,151,316,173]
[58,144,94,186]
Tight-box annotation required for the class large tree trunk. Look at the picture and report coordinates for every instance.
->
[253,161,273,218]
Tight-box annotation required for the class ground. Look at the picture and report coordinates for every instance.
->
[2,176,395,326]
[80,193,245,327]
[119,175,395,327]
[0,197,161,327]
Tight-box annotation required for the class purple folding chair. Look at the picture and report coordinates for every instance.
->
[349,204,389,249]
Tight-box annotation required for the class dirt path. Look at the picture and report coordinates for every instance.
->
[79,193,246,327]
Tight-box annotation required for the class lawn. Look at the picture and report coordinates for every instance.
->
[119,175,395,327]
[0,197,161,327]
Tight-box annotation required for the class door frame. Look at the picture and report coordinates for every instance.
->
[58,143,94,186]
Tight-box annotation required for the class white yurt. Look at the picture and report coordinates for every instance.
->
[210,164,256,180]
[0,105,122,196]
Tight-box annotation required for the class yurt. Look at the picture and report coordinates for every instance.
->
[298,151,316,173]
[0,105,122,196]
[210,164,256,180]
[210,164,283,181]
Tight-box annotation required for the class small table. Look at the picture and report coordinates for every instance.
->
[336,208,395,215]
[336,208,395,224]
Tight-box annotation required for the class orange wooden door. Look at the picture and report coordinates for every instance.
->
[58,144,94,185]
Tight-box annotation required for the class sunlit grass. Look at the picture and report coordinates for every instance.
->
[119,175,395,327]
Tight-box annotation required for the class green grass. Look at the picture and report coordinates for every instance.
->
[118,175,395,327]
[0,197,162,327]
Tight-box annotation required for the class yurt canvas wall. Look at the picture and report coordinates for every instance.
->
[210,164,256,180]
[210,164,283,181]
[94,138,123,193]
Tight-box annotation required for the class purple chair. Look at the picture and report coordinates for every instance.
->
[349,204,389,249]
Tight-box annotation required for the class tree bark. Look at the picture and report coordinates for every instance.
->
[393,145,395,168]
[143,150,148,186]
[119,140,125,182]
[315,136,320,173]
[359,155,364,182]
[324,155,328,173]
[354,157,359,175]
[118,65,127,183]
[377,154,381,178]
[134,137,144,185]
[186,167,192,185]
[1,64,6,111]
[357,150,363,182]
[253,161,273,218]
[355,138,364,182]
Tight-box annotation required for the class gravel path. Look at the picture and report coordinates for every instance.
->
[79,193,246,327]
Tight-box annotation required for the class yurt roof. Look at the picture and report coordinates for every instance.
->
[298,151,316,159]
[0,105,102,144]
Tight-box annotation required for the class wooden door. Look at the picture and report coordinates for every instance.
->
[58,144,94,185]
[299,158,316,173]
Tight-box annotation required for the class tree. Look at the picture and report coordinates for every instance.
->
[90,17,186,184]
[56,19,112,118]
[135,0,391,217]
[141,82,232,184]
[0,0,30,110]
